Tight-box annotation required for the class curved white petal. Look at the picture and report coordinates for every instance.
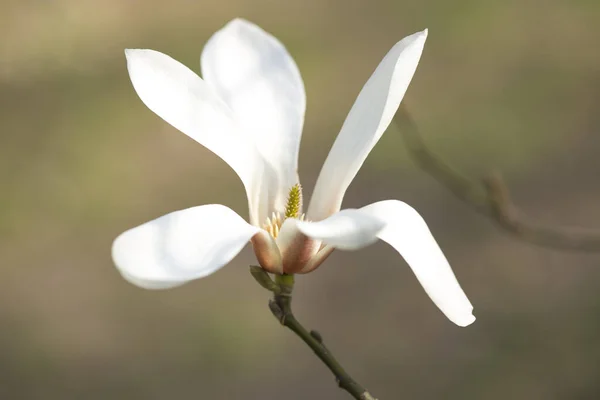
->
[278,209,385,251]
[360,200,475,327]
[125,49,267,224]
[201,19,306,212]
[112,204,260,289]
[308,30,428,221]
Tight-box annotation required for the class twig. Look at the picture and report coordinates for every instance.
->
[251,269,377,400]
[394,104,600,252]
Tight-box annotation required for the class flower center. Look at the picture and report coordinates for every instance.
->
[262,183,305,239]
[263,211,284,238]
[284,183,302,219]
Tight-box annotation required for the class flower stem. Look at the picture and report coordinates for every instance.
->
[268,274,377,400]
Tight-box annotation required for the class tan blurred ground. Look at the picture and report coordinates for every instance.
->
[1,0,600,399]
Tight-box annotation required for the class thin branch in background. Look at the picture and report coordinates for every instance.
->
[394,104,600,252]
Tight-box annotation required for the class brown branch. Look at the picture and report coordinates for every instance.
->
[250,268,378,400]
[394,104,600,252]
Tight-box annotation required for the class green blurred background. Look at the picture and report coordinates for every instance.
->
[1,0,600,398]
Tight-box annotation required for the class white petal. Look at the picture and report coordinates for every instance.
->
[308,30,428,221]
[201,19,306,212]
[360,200,475,327]
[125,49,267,224]
[278,209,385,251]
[112,204,260,289]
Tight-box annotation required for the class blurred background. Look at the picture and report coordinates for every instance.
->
[1,0,599,398]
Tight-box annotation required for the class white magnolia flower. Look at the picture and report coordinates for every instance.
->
[112,18,475,326]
